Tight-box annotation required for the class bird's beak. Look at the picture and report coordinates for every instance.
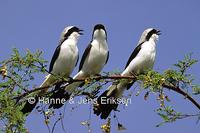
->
[156,30,161,35]
[78,29,84,35]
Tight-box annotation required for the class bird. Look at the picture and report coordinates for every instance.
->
[21,26,83,114]
[93,28,161,119]
[49,24,109,109]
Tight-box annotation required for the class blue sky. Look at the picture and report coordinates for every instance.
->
[0,0,200,133]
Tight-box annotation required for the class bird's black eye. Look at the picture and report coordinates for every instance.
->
[94,24,106,31]
[146,29,160,41]
[64,27,81,38]
[92,24,107,40]
[71,27,80,33]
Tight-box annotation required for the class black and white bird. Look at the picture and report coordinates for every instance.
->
[49,24,109,109]
[94,28,161,119]
[21,26,83,114]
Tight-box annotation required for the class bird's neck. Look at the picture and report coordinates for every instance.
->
[145,38,156,53]
[149,35,159,43]
[92,39,108,50]
[68,35,80,42]
[149,37,157,45]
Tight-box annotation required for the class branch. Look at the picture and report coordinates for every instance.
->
[14,75,135,100]
[14,84,54,101]
[162,84,200,110]
[14,75,200,111]
[5,75,28,92]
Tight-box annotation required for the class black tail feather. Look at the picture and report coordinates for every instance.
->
[21,96,38,114]
[93,90,118,119]
[48,84,70,109]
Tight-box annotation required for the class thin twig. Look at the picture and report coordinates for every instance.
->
[51,117,61,133]
[42,109,51,133]
[5,75,28,92]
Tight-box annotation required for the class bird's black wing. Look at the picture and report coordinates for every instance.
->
[105,51,109,64]
[79,43,92,71]
[124,42,144,69]
[75,53,79,67]
[49,44,61,73]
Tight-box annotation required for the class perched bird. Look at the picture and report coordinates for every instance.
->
[21,26,83,114]
[49,24,109,109]
[94,28,161,119]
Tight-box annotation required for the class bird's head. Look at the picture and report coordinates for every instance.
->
[138,28,161,44]
[92,24,107,40]
[61,26,83,40]
[145,28,161,42]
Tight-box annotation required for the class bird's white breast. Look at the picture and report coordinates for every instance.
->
[82,39,108,75]
[52,39,78,77]
[123,40,156,76]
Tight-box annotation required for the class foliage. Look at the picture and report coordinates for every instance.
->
[0,48,47,132]
[0,48,199,133]
[137,53,200,126]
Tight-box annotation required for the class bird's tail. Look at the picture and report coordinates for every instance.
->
[94,79,135,119]
[48,72,85,109]
[21,96,39,114]
[93,84,120,119]
[39,74,56,93]
[21,74,55,114]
